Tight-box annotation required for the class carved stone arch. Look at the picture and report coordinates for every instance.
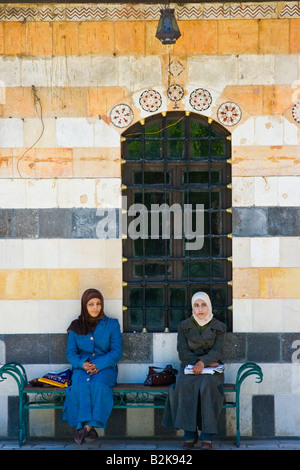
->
[104,84,247,140]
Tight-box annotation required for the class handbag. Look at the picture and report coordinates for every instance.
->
[144,364,178,386]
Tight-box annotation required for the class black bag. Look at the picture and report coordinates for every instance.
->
[144,364,178,386]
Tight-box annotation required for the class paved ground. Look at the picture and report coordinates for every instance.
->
[1,438,300,451]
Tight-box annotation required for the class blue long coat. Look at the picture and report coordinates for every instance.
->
[62,316,122,429]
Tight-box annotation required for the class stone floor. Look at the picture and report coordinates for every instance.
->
[1,438,300,451]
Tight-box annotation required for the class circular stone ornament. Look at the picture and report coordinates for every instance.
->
[292,102,300,123]
[139,89,162,113]
[217,102,242,126]
[167,84,184,102]
[189,88,212,112]
[110,104,134,128]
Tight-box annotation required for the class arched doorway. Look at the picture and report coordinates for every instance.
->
[121,111,232,332]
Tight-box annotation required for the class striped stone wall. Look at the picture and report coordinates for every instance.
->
[1,2,300,439]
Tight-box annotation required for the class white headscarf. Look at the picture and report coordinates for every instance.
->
[191,291,213,327]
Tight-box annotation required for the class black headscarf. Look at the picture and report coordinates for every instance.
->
[67,288,105,335]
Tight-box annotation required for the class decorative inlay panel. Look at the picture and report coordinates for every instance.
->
[292,102,300,124]
[168,59,184,78]
[139,90,162,113]
[0,3,281,22]
[167,84,184,109]
[189,88,212,112]
[110,104,134,128]
[217,102,242,126]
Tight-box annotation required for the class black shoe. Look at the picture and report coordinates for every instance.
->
[74,427,88,445]
[85,427,98,441]
[183,437,198,449]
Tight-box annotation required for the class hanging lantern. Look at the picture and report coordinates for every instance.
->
[155,8,181,45]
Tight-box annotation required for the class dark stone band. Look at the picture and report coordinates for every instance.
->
[0,207,299,239]
[2,332,299,364]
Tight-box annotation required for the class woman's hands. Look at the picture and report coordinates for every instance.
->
[83,361,98,375]
[193,360,204,375]
[193,361,219,375]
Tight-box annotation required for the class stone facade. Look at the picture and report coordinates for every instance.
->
[1,2,300,439]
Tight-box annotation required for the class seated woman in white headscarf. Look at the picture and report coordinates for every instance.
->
[161,291,226,450]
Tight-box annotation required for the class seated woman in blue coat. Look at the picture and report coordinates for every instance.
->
[62,288,122,444]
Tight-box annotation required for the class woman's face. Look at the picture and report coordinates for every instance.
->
[193,300,208,319]
[87,297,102,318]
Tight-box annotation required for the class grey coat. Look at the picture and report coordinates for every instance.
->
[162,316,226,434]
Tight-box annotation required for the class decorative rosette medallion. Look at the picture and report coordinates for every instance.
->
[139,90,162,113]
[292,102,300,124]
[110,104,134,128]
[167,84,184,109]
[189,88,212,112]
[217,102,242,126]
